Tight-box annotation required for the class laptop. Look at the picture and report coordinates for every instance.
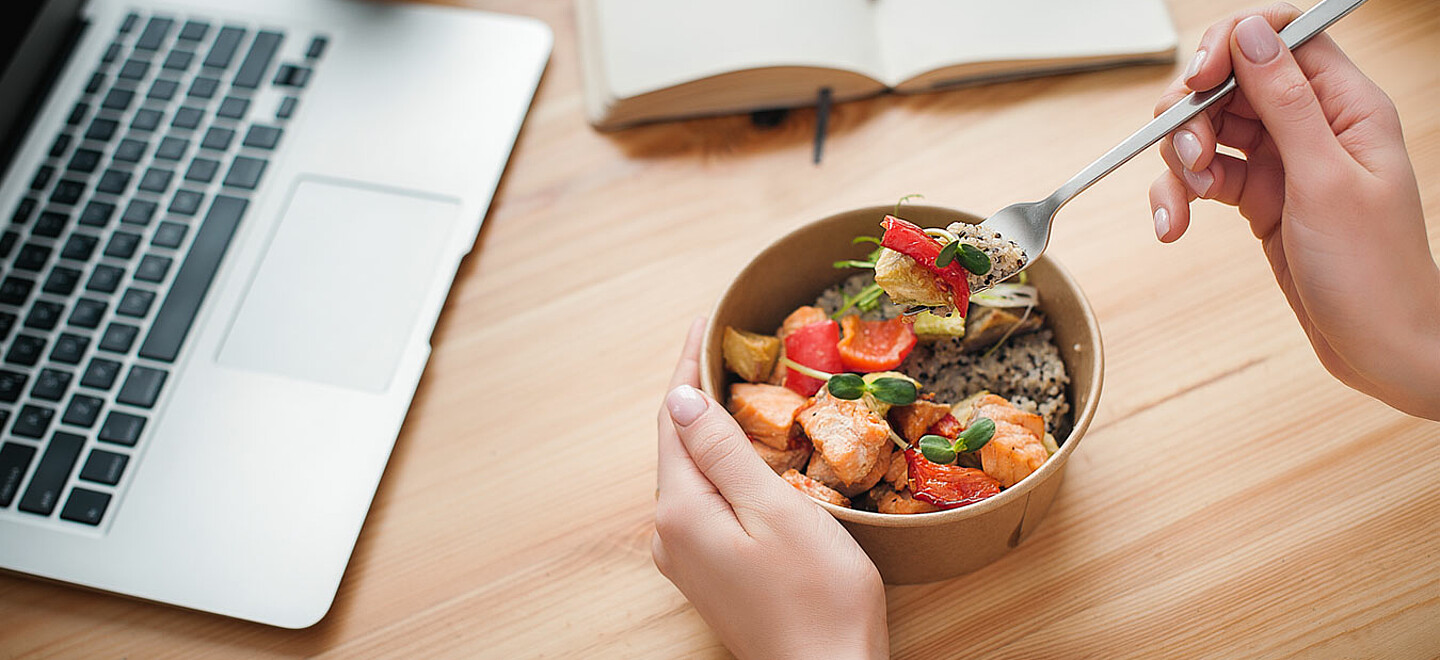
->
[0,0,550,628]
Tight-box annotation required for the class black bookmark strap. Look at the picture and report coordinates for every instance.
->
[813,87,832,165]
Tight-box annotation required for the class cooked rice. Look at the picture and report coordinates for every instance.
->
[946,222,1026,292]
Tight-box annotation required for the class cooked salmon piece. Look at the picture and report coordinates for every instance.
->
[980,420,1048,488]
[782,469,850,507]
[779,306,831,339]
[883,448,908,490]
[806,441,890,497]
[752,439,811,475]
[888,400,952,443]
[971,393,1044,439]
[722,327,781,383]
[871,484,940,514]
[797,389,892,486]
[728,383,807,450]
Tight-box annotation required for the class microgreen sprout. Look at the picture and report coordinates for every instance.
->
[779,358,920,406]
[893,193,924,216]
[933,239,991,275]
[831,282,886,319]
[918,417,996,464]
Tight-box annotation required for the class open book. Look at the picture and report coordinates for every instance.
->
[577,0,1178,129]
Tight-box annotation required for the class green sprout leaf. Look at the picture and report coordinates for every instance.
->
[935,240,959,268]
[918,434,957,464]
[956,244,992,275]
[826,373,866,400]
[833,259,876,270]
[832,282,886,319]
[868,377,918,405]
[852,235,882,246]
[893,193,924,216]
[955,417,997,453]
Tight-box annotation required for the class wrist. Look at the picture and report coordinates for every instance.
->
[1378,267,1440,420]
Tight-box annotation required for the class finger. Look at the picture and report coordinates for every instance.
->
[1214,112,1267,153]
[664,385,791,524]
[1199,152,1249,208]
[1149,172,1195,243]
[1160,140,1216,199]
[1185,3,1302,91]
[1170,115,1216,173]
[658,319,714,499]
[1229,16,1347,172]
[668,317,707,390]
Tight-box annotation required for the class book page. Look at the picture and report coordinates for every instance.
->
[873,0,1178,87]
[593,0,883,99]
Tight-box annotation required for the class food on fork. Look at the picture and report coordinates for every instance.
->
[870,216,1026,315]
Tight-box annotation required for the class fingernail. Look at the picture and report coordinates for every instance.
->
[1182,167,1214,197]
[1173,130,1203,170]
[666,385,708,426]
[1184,49,1206,82]
[1236,16,1281,64]
[1153,207,1170,240]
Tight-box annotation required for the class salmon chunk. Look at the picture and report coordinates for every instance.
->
[807,441,890,497]
[972,394,1044,439]
[871,484,940,514]
[728,383,807,450]
[779,306,830,339]
[782,469,850,507]
[752,439,811,475]
[797,390,892,486]
[883,449,909,490]
[980,420,1048,488]
[888,400,952,443]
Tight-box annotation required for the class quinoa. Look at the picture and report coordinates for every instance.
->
[946,222,1026,292]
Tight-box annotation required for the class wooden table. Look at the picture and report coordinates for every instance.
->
[5,0,1438,657]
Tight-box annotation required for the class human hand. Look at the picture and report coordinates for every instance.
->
[653,319,889,660]
[1149,4,1440,419]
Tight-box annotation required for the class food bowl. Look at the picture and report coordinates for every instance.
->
[700,204,1103,584]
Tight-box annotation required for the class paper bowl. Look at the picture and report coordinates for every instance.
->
[700,205,1103,584]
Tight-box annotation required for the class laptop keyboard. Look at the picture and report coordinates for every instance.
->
[0,12,326,528]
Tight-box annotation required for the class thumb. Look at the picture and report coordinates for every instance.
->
[665,385,790,516]
[1229,16,1345,173]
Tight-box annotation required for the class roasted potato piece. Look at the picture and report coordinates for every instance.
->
[722,327,781,383]
[961,306,1044,352]
[873,249,949,308]
[887,400,952,444]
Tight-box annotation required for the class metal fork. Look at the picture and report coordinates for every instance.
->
[980,0,1367,266]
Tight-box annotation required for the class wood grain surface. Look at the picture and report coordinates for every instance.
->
[4,0,1438,657]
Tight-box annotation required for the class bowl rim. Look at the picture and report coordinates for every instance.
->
[701,204,1105,528]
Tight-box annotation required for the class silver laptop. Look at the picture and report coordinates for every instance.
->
[0,0,550,627]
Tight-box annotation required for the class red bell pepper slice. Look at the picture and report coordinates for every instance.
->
[836,315,917,372]
[782,320,844,396]
[904,448,1001,509]
[879,216,972,311]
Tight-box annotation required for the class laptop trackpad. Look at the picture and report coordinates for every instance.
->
[217,180,459,392]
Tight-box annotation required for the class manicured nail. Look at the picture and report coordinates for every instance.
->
[1153,207,1170,240]
[1236,16,1281,64]
[1184,49,1207,82]
[666,385,708,425]
[1173,130,1203,170]
[1182,167,1214,197]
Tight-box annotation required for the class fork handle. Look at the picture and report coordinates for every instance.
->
[1045,0,1368,209]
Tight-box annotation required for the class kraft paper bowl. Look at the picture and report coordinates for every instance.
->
[700,204,1103,584]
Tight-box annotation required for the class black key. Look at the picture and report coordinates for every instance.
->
[104,231,142,259]
[33,210,68,237]
[60,233,99,261]
[276,96,298,120]
[24,301,64,331]
[100,323,139,352]
[184,158,219,183]
[172,106,203,129]
[30,165,55,191]
[117,58,149,80]
[80,450,128,485]
[179,20,210,42]
[0,311,13,341]
[86,117,118,142]
[137,167,173,193]
[0,231,17,260]
[0,443,36,507]
[43,266,82,295]
[12,197,38,224]
[12,404,55,438]
[122,199,158,226]
[84,72,105,95]
[51,333,90,365]
[66,147,102,173]
[169,189,204,216]
[117,366,167,408]
[101,42,122,64]
[14,243,51,271]
[117,289,155,317]
[31,368,72,401]
[0,277,34,305]
[18,431,84,516]
[216,95,249,119]
[162,50,193,71]
[68,298,107,328]
[63,394,104,428]
[119,12,139,34]
[60,488,110,525]
[223,156,266,190]
[131,109,163,132]
[96,168,131,195]
[147,77,179,101]
[48,179,84,206]
[188,76,220,99]
[306,36,327,59]
[49,132,73,157]
[82,358,122,391]
[204,26,247,69]
[273,64,311,88]
[201,126,234,151]
[67,102,89,126]
[243,125,282,150]
[135,17,174,51]
[0,370,27,403]
[152,222,187,248]
[140,196,247,362]
[155,136,188,160]
[6,334,46,367]
[114,137,148,161]
[135,254,172,282]
[101,87,134,111]
[235,31,283,89]
[85,266,123,293]
[99,412,144,445]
